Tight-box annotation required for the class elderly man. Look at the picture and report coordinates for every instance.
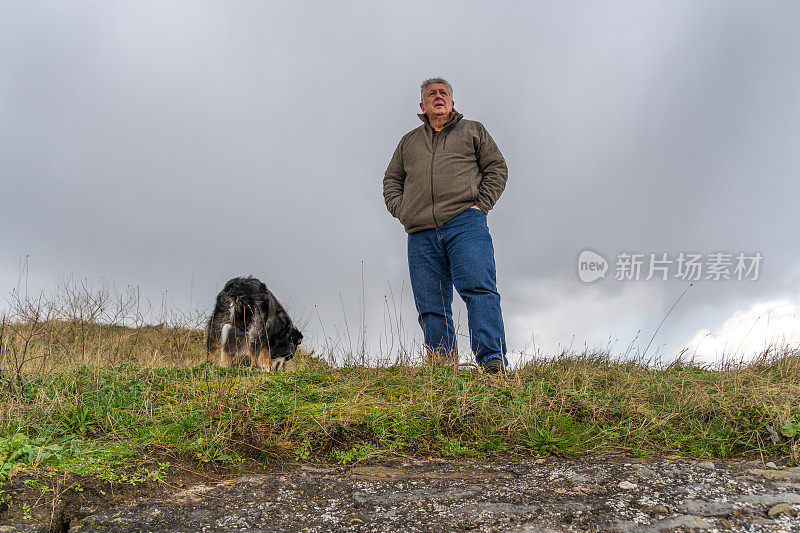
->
[383,77,509,373]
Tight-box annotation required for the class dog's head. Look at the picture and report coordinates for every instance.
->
[268,322,303,372]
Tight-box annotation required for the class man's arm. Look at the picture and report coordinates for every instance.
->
[383,140,406,218]
[474,123,508,213]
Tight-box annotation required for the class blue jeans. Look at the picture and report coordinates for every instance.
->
[407,208,507,367]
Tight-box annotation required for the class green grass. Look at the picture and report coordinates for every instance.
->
[1,347,799,483]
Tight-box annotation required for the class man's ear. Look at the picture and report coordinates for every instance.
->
[419,101,425,112]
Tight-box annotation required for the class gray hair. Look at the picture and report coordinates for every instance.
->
[420,77,454,102]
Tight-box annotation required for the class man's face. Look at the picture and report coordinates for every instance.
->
[420,83,454,119]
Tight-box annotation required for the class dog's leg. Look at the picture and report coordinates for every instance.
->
[206,344,216,364]
[218,324,234,367]
[219,348,233,368]
[270,357,286,372]
[208,345,221,365]
[205,323,220,364]
[249,347,259,370]
[205,337,215,364]
[258,349,271,371]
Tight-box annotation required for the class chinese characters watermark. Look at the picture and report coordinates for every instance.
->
[578,250,762,283]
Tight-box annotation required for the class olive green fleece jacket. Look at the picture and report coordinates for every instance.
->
[383,110,508,234]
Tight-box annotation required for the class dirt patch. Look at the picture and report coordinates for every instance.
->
[2,456,800,532]
[0,454,282,532]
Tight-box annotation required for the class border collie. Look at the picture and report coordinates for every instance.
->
[206,276,302,371]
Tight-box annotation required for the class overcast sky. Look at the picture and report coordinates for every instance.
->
[2,1,798,366]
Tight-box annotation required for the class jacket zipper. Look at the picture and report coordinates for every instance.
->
[430,130,439,226]
[425,115,456,228]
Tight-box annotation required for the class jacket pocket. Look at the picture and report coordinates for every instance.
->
[398,191,407,222]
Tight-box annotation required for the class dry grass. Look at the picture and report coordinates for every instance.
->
[1,279,205,380]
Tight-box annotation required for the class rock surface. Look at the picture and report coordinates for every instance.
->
[7,456,800,532]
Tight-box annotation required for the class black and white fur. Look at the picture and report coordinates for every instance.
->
[206,276,303,371]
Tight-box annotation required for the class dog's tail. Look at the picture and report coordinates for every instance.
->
[229,300,237,324]
[230,298,256,330]
[220,300,239,348]
[220,323,233,352]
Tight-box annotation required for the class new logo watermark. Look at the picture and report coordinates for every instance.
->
[577,250,608,283]
[577,250,762,283]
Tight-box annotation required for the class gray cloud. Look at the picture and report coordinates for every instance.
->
[2,1,798,362]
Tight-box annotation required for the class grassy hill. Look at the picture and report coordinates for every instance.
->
[2,317,799,475]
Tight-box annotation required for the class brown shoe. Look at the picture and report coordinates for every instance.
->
[482,358,506,374]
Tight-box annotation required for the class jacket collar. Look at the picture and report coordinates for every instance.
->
[418,110,463,131]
